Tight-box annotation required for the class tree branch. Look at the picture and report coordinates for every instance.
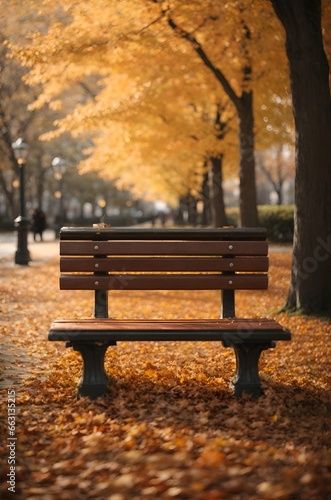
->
[166,15,241,109]
[79,81,97,99]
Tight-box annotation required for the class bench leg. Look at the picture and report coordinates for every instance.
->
[231,341,275,398]
[66,341,115,399]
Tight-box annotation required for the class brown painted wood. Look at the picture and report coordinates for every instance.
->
[60,240,268,256]
[60,273,268,290]
[60,256,269,273]
[50,317,284,329]
[49,318,291,341]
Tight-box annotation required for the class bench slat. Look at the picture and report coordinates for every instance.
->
[60,273,268,290]
[60,256,269,273]
[60,227,267,241]
[60,240,268,256]
[49,318,291,341]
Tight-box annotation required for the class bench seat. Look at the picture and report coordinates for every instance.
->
[49,318,290,342]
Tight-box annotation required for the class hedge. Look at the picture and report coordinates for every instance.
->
[226,205,294,243]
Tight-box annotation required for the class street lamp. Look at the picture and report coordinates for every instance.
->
[51,156,67,177]
[12,138,31,265]
[51,156,67,237]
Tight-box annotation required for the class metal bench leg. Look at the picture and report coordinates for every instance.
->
[66,341,116,399]
[231,341,275,398]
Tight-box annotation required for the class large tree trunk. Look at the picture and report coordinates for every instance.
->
[271,0,331,314]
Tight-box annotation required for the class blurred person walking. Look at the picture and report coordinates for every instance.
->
[31,208,47,241]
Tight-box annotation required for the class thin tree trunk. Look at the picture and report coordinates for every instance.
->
[201,170,211,226]
[0,172,16,217]
[237,92,258,226]
[209,156,228,227]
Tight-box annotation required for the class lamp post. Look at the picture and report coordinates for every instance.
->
[12,138,31,265]
[51,156,67,237]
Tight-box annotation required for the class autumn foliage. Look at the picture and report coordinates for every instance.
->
[0,250,330,499]
[5,0,294,206]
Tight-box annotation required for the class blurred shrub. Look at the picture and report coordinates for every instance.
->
[258,205,294,243]
[225,205,294,243]
[0,216,14,231]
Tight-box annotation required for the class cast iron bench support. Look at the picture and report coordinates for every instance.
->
[67,340,115,398]
[230,341,275,397]
[48,227,291,399]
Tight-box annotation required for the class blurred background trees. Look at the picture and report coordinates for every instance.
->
[1,0,301,228]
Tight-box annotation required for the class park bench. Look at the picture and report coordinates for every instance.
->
[48,226,291,399]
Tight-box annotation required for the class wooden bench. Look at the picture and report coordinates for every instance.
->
[48,226,291,399]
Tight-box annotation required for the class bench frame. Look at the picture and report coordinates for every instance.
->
[48,227,291,399]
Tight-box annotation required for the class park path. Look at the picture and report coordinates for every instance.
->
[0,229,59,263]
[0,229,59,390]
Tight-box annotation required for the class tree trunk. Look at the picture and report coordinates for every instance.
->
[187,195,198,225]
[209,156,228,227]
[276,165,284,205]
[36,161,47,208]
[200,170,211,226]
[166,15,259,228]
[271,0,331,315]
[0,172,16,217]
[237,91,259,227]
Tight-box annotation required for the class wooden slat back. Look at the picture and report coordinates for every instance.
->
[60,239,268,256]
[60,238,268,289]
[60,274,268,290]
[60,256,269,273]
[58,227,269,318]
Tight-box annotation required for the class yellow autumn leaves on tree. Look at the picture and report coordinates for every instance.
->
[6,0,329,206]
[3,0,293,204]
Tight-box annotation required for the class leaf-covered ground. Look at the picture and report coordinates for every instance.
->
[0,252,330,499]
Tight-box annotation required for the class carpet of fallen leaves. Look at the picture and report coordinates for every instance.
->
[0,251,330,500]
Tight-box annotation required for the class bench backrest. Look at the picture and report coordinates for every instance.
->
[59,227,269,319]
